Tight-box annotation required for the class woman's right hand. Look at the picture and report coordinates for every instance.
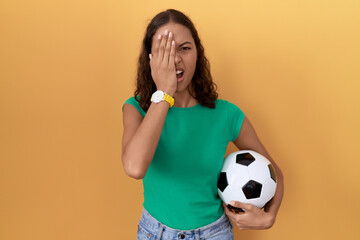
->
[149,29,177,96]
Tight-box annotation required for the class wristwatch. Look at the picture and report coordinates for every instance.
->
[151,90,174,108]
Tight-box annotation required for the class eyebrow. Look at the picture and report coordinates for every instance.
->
[178,41,192,47]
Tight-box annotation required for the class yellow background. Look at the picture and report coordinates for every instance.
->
[1,0,359,239]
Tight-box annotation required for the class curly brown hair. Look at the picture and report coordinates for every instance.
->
[134,9,218,111]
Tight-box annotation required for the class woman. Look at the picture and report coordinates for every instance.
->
[122,9,284,240]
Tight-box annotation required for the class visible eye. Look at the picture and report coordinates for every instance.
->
[180,47,191,51]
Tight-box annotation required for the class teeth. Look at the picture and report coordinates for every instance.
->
[176,70,184,74]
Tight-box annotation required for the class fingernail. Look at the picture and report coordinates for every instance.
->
[149,54,152,59]
[230,201,235,206]
[158,34,161,40]
[169,31,172,37]
[164,29,168,35]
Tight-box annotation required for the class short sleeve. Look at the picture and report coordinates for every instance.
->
[122,96,146,117]
[226,101,245,142]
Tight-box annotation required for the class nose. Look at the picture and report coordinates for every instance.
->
[175,53,181,64]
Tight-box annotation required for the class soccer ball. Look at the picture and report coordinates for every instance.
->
[217,150,277,213]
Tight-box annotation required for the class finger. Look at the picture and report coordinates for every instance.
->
[222,202,236,218]
[229,201,256,212]
[222,202,229,213]
[152,34,162,59]
[157,29,169,61]
[163,31,173,64]
[224,203,244,215]
[169,38,176,66]
[223,203,247,230]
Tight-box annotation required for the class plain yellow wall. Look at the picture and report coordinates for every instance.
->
[0,0,359,239]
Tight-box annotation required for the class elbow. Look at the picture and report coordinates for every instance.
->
[122,152,146,180]
[125,168,145,180]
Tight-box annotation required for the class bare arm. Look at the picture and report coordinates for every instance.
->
[122,29,177,179]
[223,115,284,230]
[122,101,171,179]
[233,116,284,217]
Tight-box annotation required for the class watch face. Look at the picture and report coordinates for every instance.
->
[152,90,165,103]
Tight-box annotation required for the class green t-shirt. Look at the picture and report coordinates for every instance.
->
[122,96,245,230]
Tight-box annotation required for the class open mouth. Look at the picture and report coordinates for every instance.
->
[176,70,184,80]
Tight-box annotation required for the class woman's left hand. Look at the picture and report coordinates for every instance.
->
[222,201,275,230]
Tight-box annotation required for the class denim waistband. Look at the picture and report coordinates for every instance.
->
[138,207,233,239]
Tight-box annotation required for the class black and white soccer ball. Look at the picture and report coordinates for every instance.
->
[217,150,277,213]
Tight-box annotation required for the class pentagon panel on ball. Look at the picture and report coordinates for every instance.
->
[217,150,277,213]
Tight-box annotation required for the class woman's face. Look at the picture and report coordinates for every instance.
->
[151,22,198,94]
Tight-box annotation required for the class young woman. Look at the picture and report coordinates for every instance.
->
[122,9,284,240]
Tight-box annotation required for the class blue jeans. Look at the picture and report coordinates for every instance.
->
[137,207,234,240]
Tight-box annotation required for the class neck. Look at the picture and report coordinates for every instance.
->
[173,88,198,108]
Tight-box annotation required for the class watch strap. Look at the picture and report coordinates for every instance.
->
[163,93,174,108]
